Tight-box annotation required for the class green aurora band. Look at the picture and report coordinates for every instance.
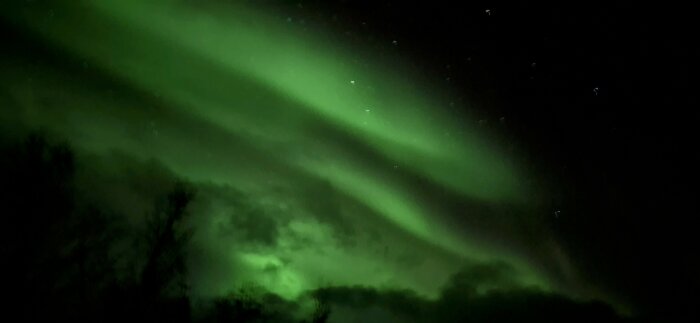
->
[1,0,601,308]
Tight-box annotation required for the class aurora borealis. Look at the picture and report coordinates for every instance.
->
[1,1,696,322]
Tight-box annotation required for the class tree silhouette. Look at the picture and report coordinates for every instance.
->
[310,299,331,323]
[0,134,331,322]
[141,182,195,296]
[0,133,77,320]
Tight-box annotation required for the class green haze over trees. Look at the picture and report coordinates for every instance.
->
[0,134,633,322]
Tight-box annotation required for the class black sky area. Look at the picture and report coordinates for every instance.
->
[270,0,698,321]
[0,1,697,322]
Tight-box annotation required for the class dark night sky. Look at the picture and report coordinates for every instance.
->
[1,1,697,322]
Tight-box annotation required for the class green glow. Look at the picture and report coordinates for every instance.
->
[2,0,556,302]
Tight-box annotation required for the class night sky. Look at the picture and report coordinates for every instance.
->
[0,1,696,322]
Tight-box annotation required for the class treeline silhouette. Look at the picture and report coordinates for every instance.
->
[0,133,329,322]
[0,133,640,322]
